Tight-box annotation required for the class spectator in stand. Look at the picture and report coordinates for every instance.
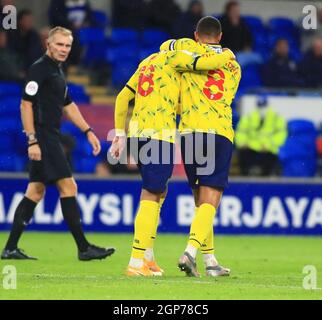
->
[219,1,252,52]
[173,0,204,39]
[48,0,95,65]
[111,0,146,30]
[7,10,43,71]
[39,27,50,52]
[0,29,25,82]
[145,0,181,35]
[48,0,95,29]
[262,38,302,87]
[299,38,322,88]
[219,1,261,67]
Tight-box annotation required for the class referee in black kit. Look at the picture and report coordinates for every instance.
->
[1,27,115,261]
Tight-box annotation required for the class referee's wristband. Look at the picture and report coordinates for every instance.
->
[84,127,94,135]
[28,142,39,148]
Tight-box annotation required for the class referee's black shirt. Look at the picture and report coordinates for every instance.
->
[22,54,73,129]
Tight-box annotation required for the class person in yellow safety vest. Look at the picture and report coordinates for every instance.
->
[235,96,287,176]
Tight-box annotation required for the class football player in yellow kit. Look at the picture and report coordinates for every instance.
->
[161,17,241,277]
[110,45,235,276]
[160,16,241,277]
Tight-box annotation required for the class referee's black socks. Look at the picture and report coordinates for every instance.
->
[60,196,90,252]
[5,196,37,251]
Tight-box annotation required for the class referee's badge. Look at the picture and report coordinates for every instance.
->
[25,81,39,96]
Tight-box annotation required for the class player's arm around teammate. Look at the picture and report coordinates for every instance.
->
[166,18,241,277]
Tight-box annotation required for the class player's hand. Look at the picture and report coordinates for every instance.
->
[110,136,126,160]
[28,144,42,161]
[223,48,236,60]
[87,131,101,156]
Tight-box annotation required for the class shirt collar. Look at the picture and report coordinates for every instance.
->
[44,54,61,68]
[206,43,222,53]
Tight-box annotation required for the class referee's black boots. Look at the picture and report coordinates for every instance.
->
[1,245,116,261]
[1,248,37,260]
[78,244,116,261]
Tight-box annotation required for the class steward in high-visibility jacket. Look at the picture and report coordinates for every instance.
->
[235,107,287,155]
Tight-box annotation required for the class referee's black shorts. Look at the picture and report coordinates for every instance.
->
[29,126,72,185]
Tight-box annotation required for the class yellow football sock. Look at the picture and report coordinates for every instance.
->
[191,206,215,255]
[149,197,165,247]
[131,200,159,259]
[201,227,215,255]
[188,203,216,249]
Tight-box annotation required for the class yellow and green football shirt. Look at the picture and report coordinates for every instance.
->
[115,49,235,143]
[161,38,241,142]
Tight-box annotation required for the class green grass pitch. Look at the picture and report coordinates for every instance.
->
[0,232,321,300]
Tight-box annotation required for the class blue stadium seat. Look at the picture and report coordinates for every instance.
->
[242,15,269,61]
[99,140,112,162]
[288,119,316,135]
[0,97,21,116]
[106,44,140,63]
[0,135,15,152]
[83,41,109,65]
[92,10,109,29]
[12,132,27,155]
[73,137,93,155]
[139,46,159,60]
[61,121,83,137]
[281,158,316,177]
[238,65,262,88]
[109,28,139,45]
[268,17,300,47]
[0,154,26,172]
[0,82,22,98]
[67,83,90,104]
[78,27,106,45]
[111,60,138,88]
[73,157,100,173]
[78,27,107,65]
[243,15,264,30]
[279,119,318,177]
[0,118,19,133]
[269,17,296,33]
[280,138,316,159]
[142,29,169,47]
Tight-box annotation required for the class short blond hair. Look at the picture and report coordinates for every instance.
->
[48,26,73,40]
